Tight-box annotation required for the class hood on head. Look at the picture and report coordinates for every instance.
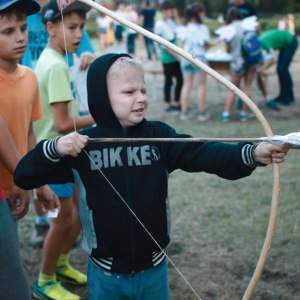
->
[87,53,131,129]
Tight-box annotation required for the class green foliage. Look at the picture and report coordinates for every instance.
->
[85,19,98,39]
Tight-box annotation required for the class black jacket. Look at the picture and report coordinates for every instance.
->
[14,53,256,274]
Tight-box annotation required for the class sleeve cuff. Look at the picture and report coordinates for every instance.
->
[242,144,267,168]
[43,137,64,162]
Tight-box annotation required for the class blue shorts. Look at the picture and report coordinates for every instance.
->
[48,183,74,198]
[99,28,107,34]
[230,57,260,76]
[181,55,207,75]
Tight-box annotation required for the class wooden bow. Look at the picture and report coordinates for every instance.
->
[73,0,280,298]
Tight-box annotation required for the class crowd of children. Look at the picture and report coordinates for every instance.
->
[0,0,296,300]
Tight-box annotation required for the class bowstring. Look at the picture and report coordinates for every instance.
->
[59,3,202,299]
[84,149,202,299]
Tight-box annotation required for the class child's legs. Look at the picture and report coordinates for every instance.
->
[173,61,183,103]
[99,33,107,51]
[41,184,74,275]
[60,186,82,254]
[135,259,169,300]
[0,199,31,299]
[277,47,296,100]
[224,74,242,112]
[180,73,193,112]
[242,67,256,111]
[144,36,152,59]
[87,259,169,300]
[195,73,207,112]
[256,72,267,98]
[149,39,157,56]
[127,33,137,54]
[162,63,173,105]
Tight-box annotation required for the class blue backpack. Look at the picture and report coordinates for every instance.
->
[241,31,263,64]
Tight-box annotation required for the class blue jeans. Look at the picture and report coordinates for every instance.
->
[277,35,298,101]
[143,27,157,60]
[127,33,137,54]
[0,199,31,300]
[87,258,170,300]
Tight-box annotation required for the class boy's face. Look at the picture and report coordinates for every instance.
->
[162,8,174,19]
[0,14,27,65]
[47,12,85,55]
[107,67,148,128]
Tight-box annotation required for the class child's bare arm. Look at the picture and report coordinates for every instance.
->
[0,116,31,220]
[253,142,288,165]
[0,116,20,173]
[27,123,37,151]
[51,102,94,133]
[78,52,96,71]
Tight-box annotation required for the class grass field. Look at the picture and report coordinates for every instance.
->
[18,39,300,299]
[157,116,300,299]
[19,104,300,300]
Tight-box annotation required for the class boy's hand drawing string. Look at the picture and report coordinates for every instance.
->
[59,0,280,299]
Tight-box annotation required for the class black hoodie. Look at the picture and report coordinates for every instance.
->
[14,53,256,274]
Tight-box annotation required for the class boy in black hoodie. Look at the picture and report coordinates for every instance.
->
[14,53,288,299]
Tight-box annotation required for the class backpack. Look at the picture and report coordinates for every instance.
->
[241,31,263,64]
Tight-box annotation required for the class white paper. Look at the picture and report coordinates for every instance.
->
[70,64,89,112]
[205,50,232,62]
[47,208,59,218]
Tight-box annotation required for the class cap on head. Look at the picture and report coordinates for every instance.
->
[0,0,40,16]
[41,0,91,24]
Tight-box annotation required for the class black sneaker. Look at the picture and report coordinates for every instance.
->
[280,99,294,106]
[29,222,50,248]
[165,106,180,116]
[265,100,280,110]
[274,96,284,103]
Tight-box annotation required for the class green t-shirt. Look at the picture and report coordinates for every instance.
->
[259,29,294,52]
[34,48,77,141]
[154,19,178,64]
[160,39,179,64]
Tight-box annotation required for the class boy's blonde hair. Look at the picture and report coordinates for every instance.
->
[107,57,144,79]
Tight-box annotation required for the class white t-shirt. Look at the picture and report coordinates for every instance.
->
[96,15,110,29]
[176,23,210,56]
[154,18,177,41]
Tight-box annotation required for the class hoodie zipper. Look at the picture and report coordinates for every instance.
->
[123,128,136,272]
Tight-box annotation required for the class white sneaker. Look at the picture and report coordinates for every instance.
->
[198,111,210,122]
[239,112,249,122]
[180,111,194,121]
